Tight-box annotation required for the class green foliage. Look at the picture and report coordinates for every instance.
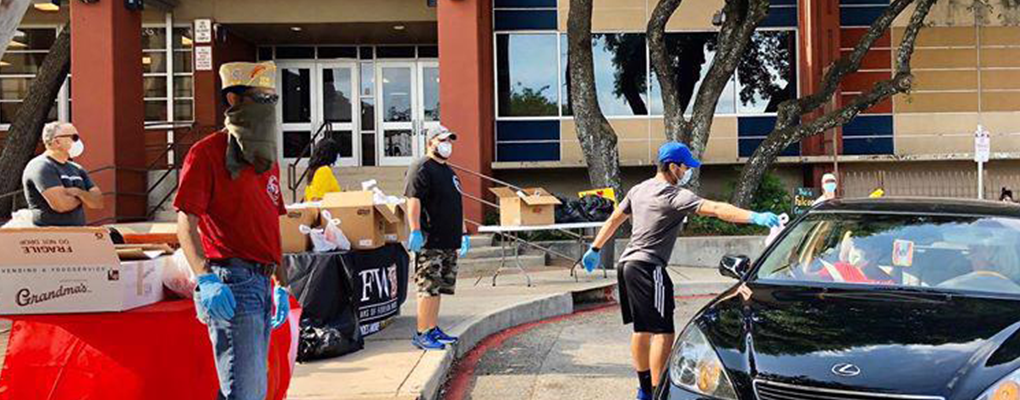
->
[506,85,558,116]
[685,171,792,236]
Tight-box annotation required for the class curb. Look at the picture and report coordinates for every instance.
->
[397,279,733,400]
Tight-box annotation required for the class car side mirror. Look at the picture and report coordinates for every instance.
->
[719,254,751,280]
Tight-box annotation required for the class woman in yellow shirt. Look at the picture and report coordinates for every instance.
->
[304,138,342,201]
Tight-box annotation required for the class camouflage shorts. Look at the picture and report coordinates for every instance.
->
[415,249,459,297]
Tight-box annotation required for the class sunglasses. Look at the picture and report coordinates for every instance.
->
[244,92,279,105]
[55,134,80,142]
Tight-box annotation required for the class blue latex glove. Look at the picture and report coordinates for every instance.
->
[582,247,601,273]
[750,212,781,228]
[459,235,470,257]
[270,286,290,330]
[409,230,425,252]
[196,273,236,321]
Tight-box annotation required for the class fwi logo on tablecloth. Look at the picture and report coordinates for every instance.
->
[359,263,399,302]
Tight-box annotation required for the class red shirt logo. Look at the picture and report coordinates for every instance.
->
[267,176,281,206]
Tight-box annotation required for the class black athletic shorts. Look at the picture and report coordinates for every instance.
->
[618,260,675,334]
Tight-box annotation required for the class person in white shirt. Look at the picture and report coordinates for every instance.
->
[813,173,838,206]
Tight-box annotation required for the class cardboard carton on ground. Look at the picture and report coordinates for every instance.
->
[380,202,409,244]
[0,228,165,315]
[280,204,320,253]
[321,192,400,250]
[489,187,562,226]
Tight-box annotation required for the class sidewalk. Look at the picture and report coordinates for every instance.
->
[286,266,734,400]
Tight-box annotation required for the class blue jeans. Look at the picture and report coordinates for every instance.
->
[194,259,272,400]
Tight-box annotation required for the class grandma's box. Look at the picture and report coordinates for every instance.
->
[0,227,165,315]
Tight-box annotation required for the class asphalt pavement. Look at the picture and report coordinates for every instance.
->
[442,296,715,400]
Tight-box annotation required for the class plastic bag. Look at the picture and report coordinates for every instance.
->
[2,209,35,228]
[300,225,336,253]
[297,316,364,362]
[320,210,351,251]
[764,213,791,246]
[578,195,614,222]
[555,196,586,223]
[163,249,197,298]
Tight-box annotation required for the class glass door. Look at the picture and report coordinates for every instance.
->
[277,62,316,164]
[376,62,417,166]
[316,62,359,166]
[417,61,440,154]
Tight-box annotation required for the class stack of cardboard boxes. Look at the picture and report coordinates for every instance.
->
[279,190,409,253]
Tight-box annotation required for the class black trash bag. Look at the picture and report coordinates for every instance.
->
[297,314,364,362]
[555,195,586,223]
[578,195,614,222]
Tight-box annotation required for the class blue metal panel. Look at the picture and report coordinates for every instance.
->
[840,0,889,5]
[494,10,558,31]
[841,115,893,137]
[497,142,560,162]
[840,6,887,26]
[762,6,799,28]
[738,116,779,138]
[494,0,557,8]
[496,120,561,142]
[843,137,894,155]
[738,139,800,158]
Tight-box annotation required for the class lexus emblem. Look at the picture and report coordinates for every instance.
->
[832,363,861,377]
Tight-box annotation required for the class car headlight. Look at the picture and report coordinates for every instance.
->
[669,324,738,400]
[978,369,1020,400]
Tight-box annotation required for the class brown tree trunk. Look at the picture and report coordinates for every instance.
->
[0,0,30,58]
[730,0,936,207]
[647,0,688,142]
[0,25,71,218]
[568,0,623,195]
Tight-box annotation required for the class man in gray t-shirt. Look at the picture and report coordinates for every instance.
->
[21,122,104,227]
[580,142,780,400]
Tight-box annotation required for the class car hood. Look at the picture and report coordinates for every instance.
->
[699,283,1020,398]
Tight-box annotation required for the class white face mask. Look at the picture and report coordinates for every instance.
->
[69,140,84,159]
[675,167,693,187]
[436,142,453,159]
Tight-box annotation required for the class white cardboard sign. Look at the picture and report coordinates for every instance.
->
[195,46,213,71]
[194,19,213,44]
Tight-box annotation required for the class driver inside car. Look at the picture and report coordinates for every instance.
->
[939,243,1020,293]
[815,233,894,284]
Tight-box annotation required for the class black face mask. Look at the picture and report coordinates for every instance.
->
[224,100,279,178]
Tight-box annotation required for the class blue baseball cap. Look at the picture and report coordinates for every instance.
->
[657,142,701,168]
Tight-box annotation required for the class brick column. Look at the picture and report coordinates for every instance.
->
[438,0,494,231]
[798,0,842,185]
[71,0,145,224]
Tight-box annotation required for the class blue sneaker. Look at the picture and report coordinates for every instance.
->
[412,330,446,350]
[636,388,652,400]
[433,327,459,344]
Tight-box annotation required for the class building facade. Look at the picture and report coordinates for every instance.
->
[2,0,1019,224]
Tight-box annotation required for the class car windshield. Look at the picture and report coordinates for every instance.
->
[755,213,1020,295]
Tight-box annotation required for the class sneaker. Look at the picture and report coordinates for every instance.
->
[432,327,459,344]
[412,330,446,350]
[636,388,652,400]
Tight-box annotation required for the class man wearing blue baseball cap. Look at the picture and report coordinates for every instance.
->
[581,142,780,400]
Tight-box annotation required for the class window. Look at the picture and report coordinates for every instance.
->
[143,27,169,122]
[736,30,797,114]
[172,27,195,122]
[561,33,648,116]
[648,32,737,115]
[0,28,62,126]
[496,33,559,117]
[142,24,195,124]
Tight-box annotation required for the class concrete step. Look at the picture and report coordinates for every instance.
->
[467,235,493,248]
[457,254,547,275]
[462,246,516,260]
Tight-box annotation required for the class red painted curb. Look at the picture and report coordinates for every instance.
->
[442,293,717,400]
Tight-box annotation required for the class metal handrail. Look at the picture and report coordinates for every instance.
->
[287,121,334,202]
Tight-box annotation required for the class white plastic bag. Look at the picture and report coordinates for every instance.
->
[301,224,337,253]
[163,249,197,298]
[2,209,35,228]
[320,210,351,251]
[764,213,791,246]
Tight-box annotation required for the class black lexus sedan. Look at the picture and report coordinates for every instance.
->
[662,198,1020,400]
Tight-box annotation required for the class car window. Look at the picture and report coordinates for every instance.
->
[755,213,1020,295]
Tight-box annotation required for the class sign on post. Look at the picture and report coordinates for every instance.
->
[194,19,213,44]
[975,125,991,199]
[195,46,213,71]
[793,187,818,216]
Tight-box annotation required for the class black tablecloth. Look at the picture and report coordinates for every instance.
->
[285,244,410,338]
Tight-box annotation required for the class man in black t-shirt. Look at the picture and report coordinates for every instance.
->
[404,125,469,351]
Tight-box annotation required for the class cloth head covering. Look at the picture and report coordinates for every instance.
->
[219,61,276,91]
[822,173,837,184]
[427,125,457,142]
[657,142,701,168]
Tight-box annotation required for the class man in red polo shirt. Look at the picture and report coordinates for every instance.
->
[175,61,290,400]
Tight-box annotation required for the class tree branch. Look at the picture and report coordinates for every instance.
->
[648,0,688,142]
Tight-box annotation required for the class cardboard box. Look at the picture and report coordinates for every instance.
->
[0,228,166,315]
[380,203,409,244]
[321,192,400,250]
[280,205,319,254]
[489,187,562,226]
